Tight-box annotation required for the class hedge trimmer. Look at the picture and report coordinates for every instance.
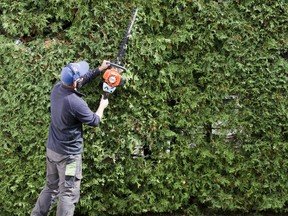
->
[102,8,138,99]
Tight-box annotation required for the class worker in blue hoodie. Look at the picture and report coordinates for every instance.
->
[31,60,110,216]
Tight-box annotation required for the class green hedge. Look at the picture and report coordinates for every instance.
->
[0,0,287,215]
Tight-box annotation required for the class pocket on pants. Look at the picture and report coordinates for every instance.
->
[64,155,82,188]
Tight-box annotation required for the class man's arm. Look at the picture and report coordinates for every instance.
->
[73,95,109,126]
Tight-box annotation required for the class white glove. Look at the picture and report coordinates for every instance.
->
[96,95,109,120]
[99,95,109,108]
[98,60,110,72]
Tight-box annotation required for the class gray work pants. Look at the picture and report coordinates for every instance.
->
[31,148,82,216]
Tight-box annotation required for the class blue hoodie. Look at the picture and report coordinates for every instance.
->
[47,68,101,155]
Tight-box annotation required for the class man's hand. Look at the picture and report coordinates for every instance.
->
[98,60,110,72]
[99,95,109,109]
[96,95,109,120]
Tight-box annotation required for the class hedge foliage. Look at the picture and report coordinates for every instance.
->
[0,0,288,215]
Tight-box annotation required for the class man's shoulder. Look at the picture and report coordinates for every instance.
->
[53,81,62,88]
[51,81,62,93]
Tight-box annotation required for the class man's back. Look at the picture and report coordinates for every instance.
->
[47,82,100,155]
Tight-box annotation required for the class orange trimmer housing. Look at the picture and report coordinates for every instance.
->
[103,68,122,87]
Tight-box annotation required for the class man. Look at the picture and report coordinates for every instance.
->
[31,60,110,216]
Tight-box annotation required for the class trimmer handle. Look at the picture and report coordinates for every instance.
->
[103,92,109,99]
[107,62,126,72]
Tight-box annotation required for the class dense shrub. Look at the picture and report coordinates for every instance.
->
[0,0,287,215]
